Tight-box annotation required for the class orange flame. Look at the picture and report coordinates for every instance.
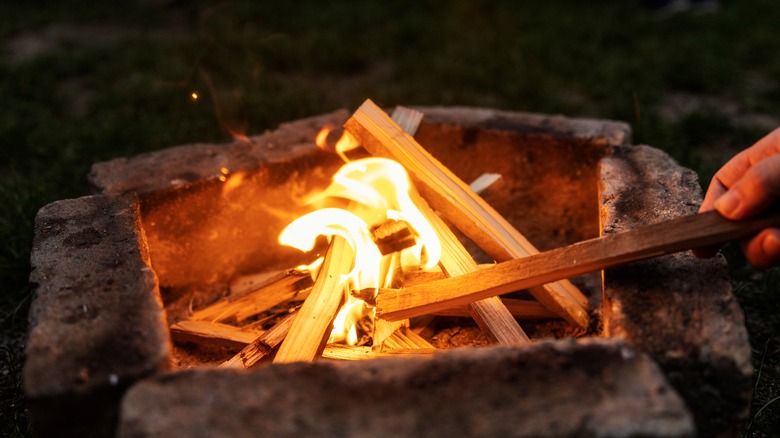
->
[278,155,441,346]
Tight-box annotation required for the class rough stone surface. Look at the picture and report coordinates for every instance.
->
[416,106,632,147]
[87,107,631,197]
[599,145,753,436]
[25,194,171,437]
[118,338,694,438]
[87,109,351,196]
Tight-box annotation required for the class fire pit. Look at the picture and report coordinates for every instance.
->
[25,105,751,437]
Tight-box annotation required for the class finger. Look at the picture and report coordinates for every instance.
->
[699,177,727,213]
[714,154,780,219]
[741,228,780,269]
[702,128,780,213]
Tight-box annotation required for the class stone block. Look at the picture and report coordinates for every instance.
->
[25,194,171,437]
[599,145,753,436]
[118,338,694,438]
[87,110,350,196]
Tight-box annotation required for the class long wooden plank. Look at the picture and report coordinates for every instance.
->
[375,209,780,320]
[345,100,589,327]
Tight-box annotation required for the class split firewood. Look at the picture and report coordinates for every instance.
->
[371,219,417,255]
[366,106,429,346]
[220,313,296,369]
[410,315,438,339]
[190,268,312,322]
[346,105,530,345]
[273,236,354,363]
[376,208,780,320]
[409,176,530,344]
[379,326,435,351]
[321,345,436,360]
[345,100,589,328]
[170,320,262,350]
[372,317,408,347]
[433,299,557,319]
[469,173,503,196]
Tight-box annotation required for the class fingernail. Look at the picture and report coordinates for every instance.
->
[714,192,742,218]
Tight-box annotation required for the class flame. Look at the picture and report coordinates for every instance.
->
[221,170,246,197]
[315,126,333,149]
[314,127,361,163]
[278,147,441,346]
[279,208,381,288]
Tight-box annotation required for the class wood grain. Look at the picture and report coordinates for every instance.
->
[345,99,589,327]
[376,209,780,320]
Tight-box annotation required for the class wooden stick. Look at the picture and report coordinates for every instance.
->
[170,320,262,350]
[221,313,296,369]
[190,268,312,322]
[274,236,354,363]
[379,326,436,351]
[348,105,530,345]
[376,209,780,320]
[321,345,436,360]
[345,100,589,328]
[433,299,558,319]
[411,180,530,344]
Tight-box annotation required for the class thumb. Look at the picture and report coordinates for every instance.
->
[714,155,780,220]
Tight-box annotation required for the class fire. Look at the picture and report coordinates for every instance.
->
[315,126,361,162]
[278,145,441,346]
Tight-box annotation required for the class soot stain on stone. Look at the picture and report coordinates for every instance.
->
[63,227,102,248]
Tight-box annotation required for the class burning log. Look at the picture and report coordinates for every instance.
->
[190,268,312,322]
[170,320,262,350]
[273,236,354,363]
[376,209,780,320]
[221,313,296,369]
[345,100,589,328]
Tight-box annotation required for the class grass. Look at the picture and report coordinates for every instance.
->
[1,0,779,435]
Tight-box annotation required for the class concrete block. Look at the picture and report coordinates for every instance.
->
[25,194,171,437]
[599,145,753,436]
[118,338,694,438]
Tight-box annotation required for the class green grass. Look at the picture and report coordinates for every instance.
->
[2,1,779,435]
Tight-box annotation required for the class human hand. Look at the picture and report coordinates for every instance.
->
[694,128,780,268]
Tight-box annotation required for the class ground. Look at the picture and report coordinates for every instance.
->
[1,1,779,436]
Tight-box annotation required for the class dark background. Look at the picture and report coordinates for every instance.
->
[2,1,779,435]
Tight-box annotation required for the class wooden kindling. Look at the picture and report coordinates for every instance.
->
[344,100,589,328]
[273,236,354,363]
[170,320,262,350]
[221,313,296,369]
[345,105,531,345]
[375,208,780,320]
[190,268,312,323]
